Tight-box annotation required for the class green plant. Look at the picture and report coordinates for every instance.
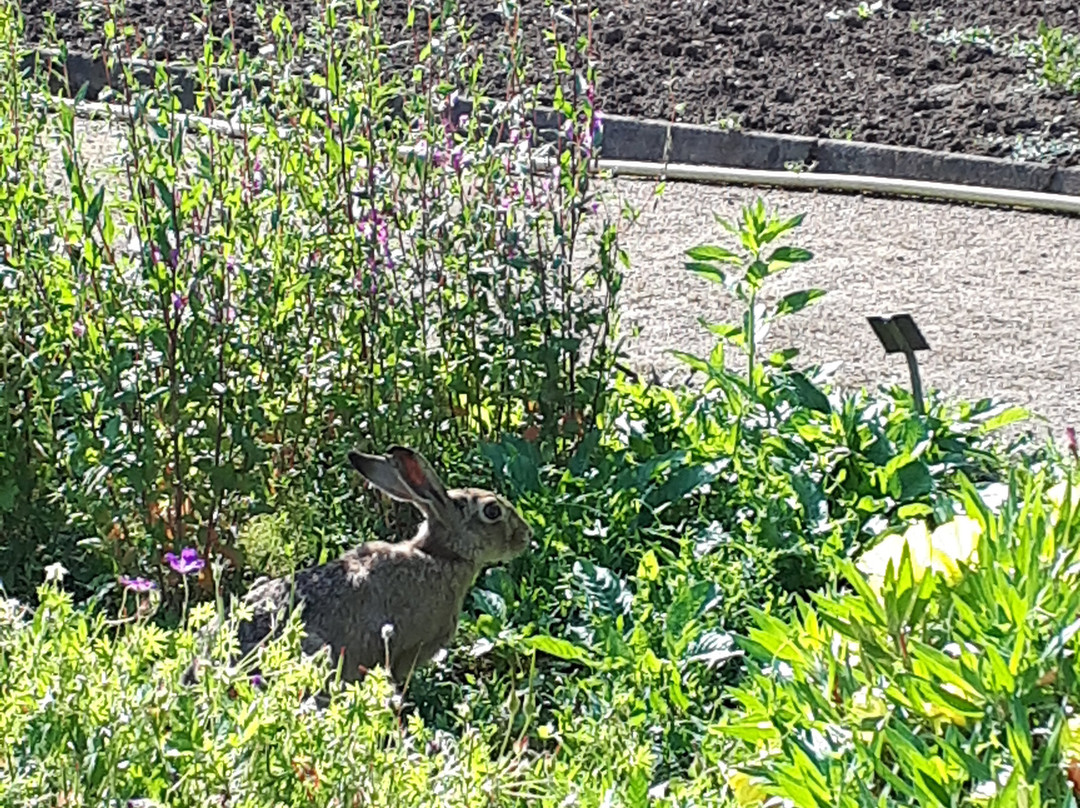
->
[677,198,820,390]
[0,571,688,806]
[934,26,998,53]
[855,1,882,21]
[1021,21,1080,94]
[0,0,624,600]
[3,1,1070,800]
[711,471,1080,806]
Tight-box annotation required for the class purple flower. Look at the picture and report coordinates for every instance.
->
[251,158,264,194]
[72,320,86,338]
[119,576,157,593]
[251,674,265,688]
[591,110,604,139]
[172,292,187,314]
[164,547,205,576]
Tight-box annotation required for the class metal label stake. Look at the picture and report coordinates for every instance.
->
[867,314,930,414]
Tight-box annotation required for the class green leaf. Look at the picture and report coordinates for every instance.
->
[977,405,1031,434]
[898,503,934,519]
[645,461,722,508]
[766,246,813,271]
[573,560,633,618]
[684,261,728,285]
[685,245,742,264]
[704,322,744,341]
[471,589,507,620]
[568,430,600,477]
[85,186,105,228]
[0,479,17,511]
[746,259,769,283]
[685,630,741,667]
[760,212,805,244]
[893,460,933,501]
[670,350,713,376]
[522,635,595,666]
[789,372,831,414]
[773,288,826,318]
[766,347,799,367]
[667,673,691,713]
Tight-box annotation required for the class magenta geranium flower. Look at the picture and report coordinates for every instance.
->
[119,576,157,593]
[164,547,205,576]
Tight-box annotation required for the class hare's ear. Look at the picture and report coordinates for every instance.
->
[348,447,453,515]
[348,450,419,504]
[384,446,452,511]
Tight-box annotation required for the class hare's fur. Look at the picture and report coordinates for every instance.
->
[233,446,532,682]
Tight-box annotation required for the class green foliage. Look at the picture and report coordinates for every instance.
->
[1022,21,1080,94]
[0,576,683,806]
[400,365,1036,779]
[0,0,622,599]
[679,198,819,388]
[712,473,1080,806]
[0,0,1073,802]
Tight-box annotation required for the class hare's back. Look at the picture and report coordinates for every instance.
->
[312,544,470,650]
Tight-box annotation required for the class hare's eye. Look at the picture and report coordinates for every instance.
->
[482,501,503,521]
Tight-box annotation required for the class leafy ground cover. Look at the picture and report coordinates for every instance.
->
[17,0,1080,165]
[3,0,1080,805]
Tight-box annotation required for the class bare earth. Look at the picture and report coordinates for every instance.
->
[47,118,1080,447]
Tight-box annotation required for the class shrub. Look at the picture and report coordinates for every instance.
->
[0,574,674,806]
[0,0,623,599]
[711,472,1080,806]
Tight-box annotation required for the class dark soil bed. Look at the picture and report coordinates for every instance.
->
[19,0,1080,166]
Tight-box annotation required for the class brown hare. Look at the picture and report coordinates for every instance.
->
[227,445,533,683]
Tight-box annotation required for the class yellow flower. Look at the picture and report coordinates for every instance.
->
[1047,480,1080,523]
[858,515,981,592]
[926,516,981,582]
[727,769,769,806]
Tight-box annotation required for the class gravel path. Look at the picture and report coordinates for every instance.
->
[613,178,1080,444]
[43,117,1080,446]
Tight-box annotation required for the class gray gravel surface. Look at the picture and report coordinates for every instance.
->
[612,178,1080,445]
[42,117,1080,447]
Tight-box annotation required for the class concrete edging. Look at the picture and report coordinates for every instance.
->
[21,47,1080,201]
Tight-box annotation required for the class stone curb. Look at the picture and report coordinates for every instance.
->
[22,47,1080,198]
